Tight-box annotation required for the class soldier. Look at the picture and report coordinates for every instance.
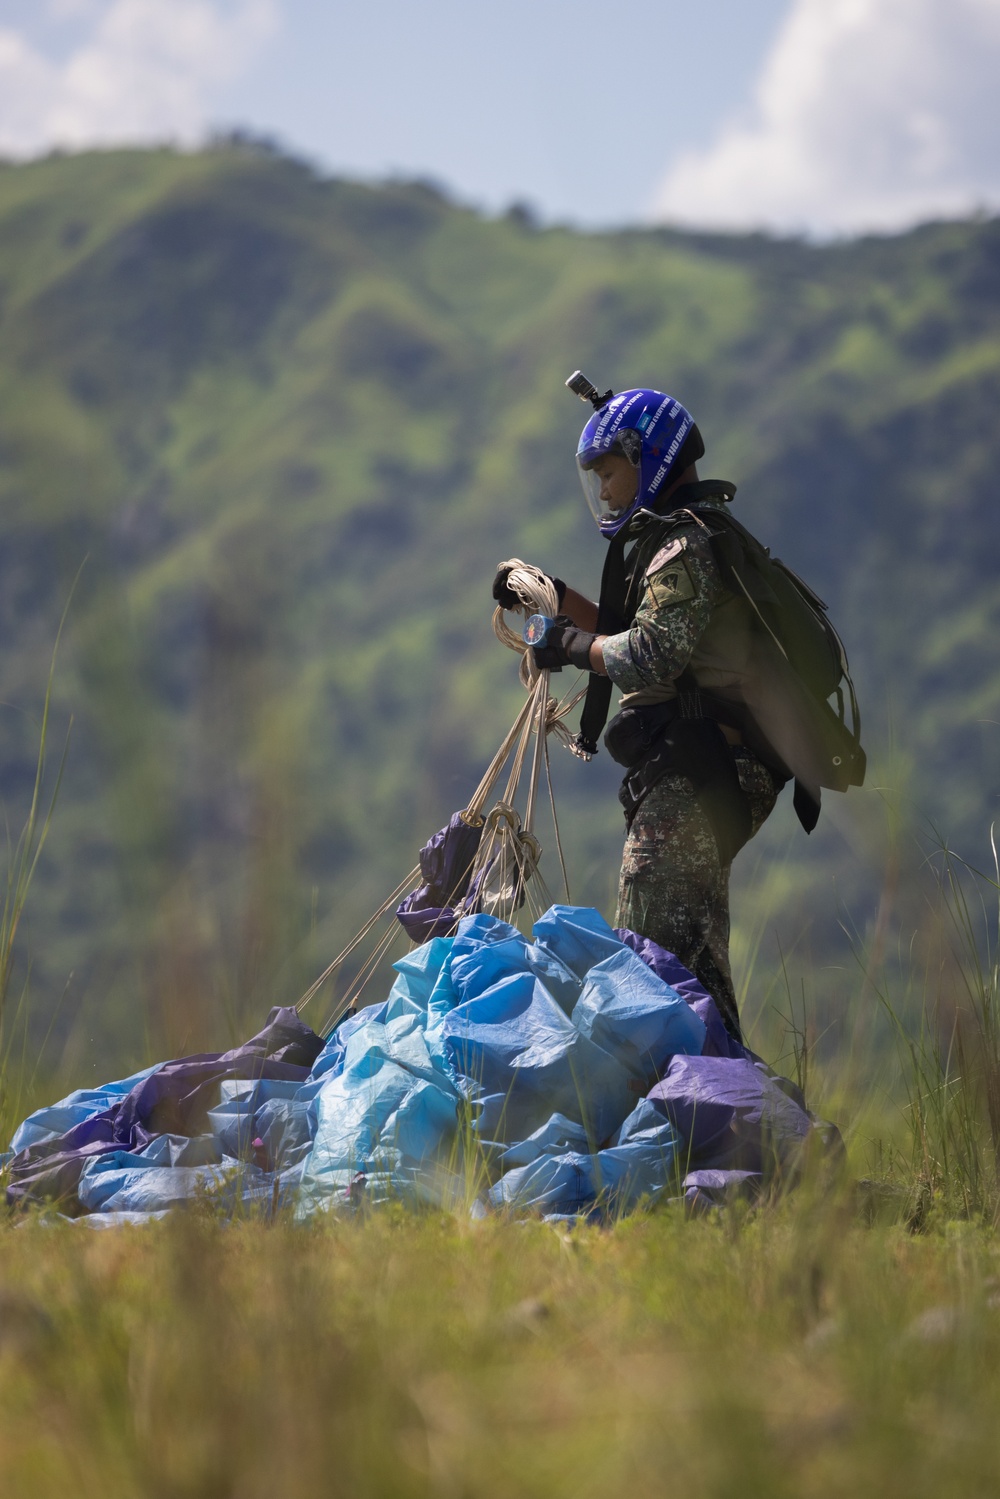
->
[493,382,783,1041]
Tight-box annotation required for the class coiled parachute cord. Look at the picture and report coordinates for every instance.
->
[491,559,560,690]
[489,558,587,753]
[473,557,587,905]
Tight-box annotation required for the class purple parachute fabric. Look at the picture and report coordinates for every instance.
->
[616,929,752,1061]
[396,812,484,943]
[615,929,713,1007]
[679,1169,763,1212]
[5,1006,323,1213]
[645,1053,837,1182]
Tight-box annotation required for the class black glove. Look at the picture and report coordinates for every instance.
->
[492,565,567,611]
[530,616,597,673]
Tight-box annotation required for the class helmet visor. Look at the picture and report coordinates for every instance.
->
[577,443,641,531]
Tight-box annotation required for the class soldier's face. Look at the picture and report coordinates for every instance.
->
[591,453,638,510]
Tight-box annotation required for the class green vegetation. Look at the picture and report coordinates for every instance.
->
[0,605,73,1148]
[4,142,1000,1496]
[3,779,1000,1495]
[3,1203,1000,1498]
[0,140,998,1078]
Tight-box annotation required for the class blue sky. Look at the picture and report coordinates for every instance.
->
[1,0,998,235]
[203,0,792,225]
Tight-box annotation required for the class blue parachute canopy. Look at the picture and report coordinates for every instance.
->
[3,906,841,1222]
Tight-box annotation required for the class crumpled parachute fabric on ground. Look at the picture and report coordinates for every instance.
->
[2,907,841,1222]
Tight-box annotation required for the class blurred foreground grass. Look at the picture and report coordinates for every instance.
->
[2,1201,1000,1498]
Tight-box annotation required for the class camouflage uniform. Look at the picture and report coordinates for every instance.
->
[600,491,781,1039]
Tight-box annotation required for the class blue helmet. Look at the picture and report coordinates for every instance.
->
[575,386,700,538]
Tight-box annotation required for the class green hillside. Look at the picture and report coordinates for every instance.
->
[1,142,998,1070]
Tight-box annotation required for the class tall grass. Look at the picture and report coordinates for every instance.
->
[857,839,1000,1224]
[0,614,72,1147]
[727,806,1000,1228]
[1,1201,999,1499]
[2,756,1000,1492]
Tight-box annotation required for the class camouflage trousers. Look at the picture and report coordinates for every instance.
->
[614,745,780,1042]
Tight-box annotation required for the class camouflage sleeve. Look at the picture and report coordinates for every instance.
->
[600,528,721,693]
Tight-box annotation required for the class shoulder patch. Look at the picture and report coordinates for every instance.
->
[645,545,697,608]
[645,536,688,581]
[646,563,696,608]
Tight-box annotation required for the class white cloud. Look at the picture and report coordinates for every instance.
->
[0,0,278,157]
[652,0,1000,237]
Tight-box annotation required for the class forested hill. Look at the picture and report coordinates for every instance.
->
[1,142,998,1065]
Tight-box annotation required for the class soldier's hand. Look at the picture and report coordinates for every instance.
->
[530,618,597,673]
[493,566,568,611]
[492,564,520,610]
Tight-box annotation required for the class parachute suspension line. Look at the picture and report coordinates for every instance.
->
[318,917,403,1038]
[294,865,420,1016]
[452,672,552,928]
[296,559,582,1037]
[501,694,534,807]
[460,558,585,922]
[544,728,572,903]
[552,677,589,723]
[489,559,586,908]
[462,691,535,824]
[523,666,549,836]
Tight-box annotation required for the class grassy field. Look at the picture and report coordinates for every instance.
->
[3,871,1000,1498]
[3,595,1000,1497]
[2,1196,1000,1498]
